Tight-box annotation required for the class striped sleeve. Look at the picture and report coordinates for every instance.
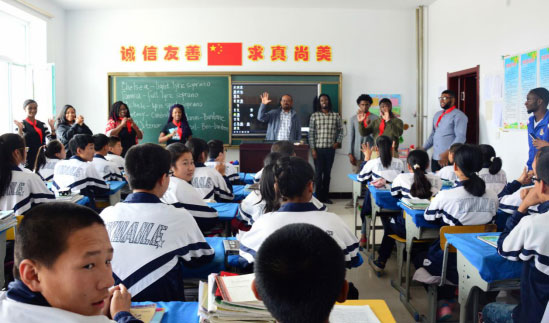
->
[357,160,374,182]
[13,174,55,214]
[214,173,234,202]
[497,210,529,261]
[390,174,406,198]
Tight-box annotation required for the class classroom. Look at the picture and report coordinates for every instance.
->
[1,0,549,322]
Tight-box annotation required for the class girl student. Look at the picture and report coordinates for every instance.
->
[413,144,499,321]
[161,143,219,233]
[478,144,507,195]
[0,134,54,215]
[369,149,443,274]
[238,156,361,269]
[158,104,192,145]
[436,143,463,182]
[33,140,66,182]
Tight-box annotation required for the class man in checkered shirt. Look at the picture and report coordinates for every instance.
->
[309,94,343,204]
[257,92,302,141]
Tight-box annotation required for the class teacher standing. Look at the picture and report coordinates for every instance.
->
[158,104,192,145]
[257,92,301,142]
[105,101,143,157]
[423,90,468,172]
[358,98,403,153]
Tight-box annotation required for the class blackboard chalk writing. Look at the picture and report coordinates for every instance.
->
[187,115,201,121]
[121,92,141,100]
[203,112,225,121]
[151,112,168,119]
[186,81,211,89]
[177,92,199,99]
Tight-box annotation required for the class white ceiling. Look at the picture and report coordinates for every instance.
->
[52,0,437,11]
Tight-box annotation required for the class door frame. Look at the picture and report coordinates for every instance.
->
[447,65,480,144]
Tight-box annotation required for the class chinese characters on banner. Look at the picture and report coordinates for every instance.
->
[120,43,332,65]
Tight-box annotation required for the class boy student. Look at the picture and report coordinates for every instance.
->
[205,139,240,184]
[483,147,549,323]
[105,136,125,173]
[100,143,214,302]
[186,138,234,202]
[254,140,296,183]
[252,223,349,323]
[0,202,141,323]
[52,134,109,198]
[92,134,124,182]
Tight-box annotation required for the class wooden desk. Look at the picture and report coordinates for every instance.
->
[239,143,309,172]
[339,300,396,323]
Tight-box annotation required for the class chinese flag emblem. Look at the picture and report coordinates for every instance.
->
[207,43,242,66]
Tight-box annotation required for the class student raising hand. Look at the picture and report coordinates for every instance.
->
[361,142,373,161]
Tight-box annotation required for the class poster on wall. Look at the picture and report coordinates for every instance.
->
[540,48,549,89]
[520,51,538,128]
[503,56,520,129]
[368,94,402,117]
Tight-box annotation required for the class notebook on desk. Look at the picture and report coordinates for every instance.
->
[477,235,499,248]
[400,198,430,210]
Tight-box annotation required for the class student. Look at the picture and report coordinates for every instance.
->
[161,143,219,232]
[254,140,295,183]
[52,134,109,199]
[0,134,54,215]
[252,223,349,323]
[357,135,405,183]
[33,140,66,182]
[55,104,92,158]
[100,143,214,302]
[92,134,124,182]
[239,156,361,268]
[205,139,240,184]
[479,144,507,195]
[0,202,140,322]
[436,143,463,182]
[413,144,498,320]
[369,149,443,274]
[105,136,125,173]
[497,166,535,214]
[158,104,192,145]
[482,148,549,323]
[186,138,233,202]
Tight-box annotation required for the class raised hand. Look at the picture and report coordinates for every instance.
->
[76,115,85,125]
[361,142,373,161]
[357,111,365,122]
[517,166,533,185]
[110,284,132,319]
[260,92,272,105]
[13,120,24,130]
[47,118,55,129]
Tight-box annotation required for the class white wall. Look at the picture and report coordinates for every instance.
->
[64,7,418,192]
[426,0,549,179]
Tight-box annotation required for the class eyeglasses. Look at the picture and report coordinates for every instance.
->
[438,96,452,101]
[168,170,174,176]
[533,176,542,183]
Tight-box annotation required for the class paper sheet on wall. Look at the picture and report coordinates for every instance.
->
[503,56,520,129]
[520,51,538,129]
[329,305,381,323]
[369,94,401,117]
[540,48,549,89]
[485,101,494,121]
[493,101,503,127]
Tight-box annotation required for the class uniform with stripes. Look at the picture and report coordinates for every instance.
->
[105,152,125,173]
[436,165,458,182]
[391,172,443,199]
[499,183,539,214]
[92,154,124,181]
[358,157,405,183]
[52,156,109,198]
[36,157,61,182]
[100,192,215,301]
[205,160,240,184]
[479,167,507,195]
[0,166,54,215]
[192,163,233,202]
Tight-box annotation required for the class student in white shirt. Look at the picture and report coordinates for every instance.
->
[33,140,66,182]
[436,143,462,182]
[479,144,507,195]
[53,134,109,199]
[100,143,214,302]
[205,139,240,184]
[161,143,219,232]
[187,138,233,202]
[0,202,140,323]
[497,166,535,214]
[253,140,296,183]
[105,136,125,174]
[92,134,124,182]
[0,134,54,215]
[413,144,498,320]
[239,156,361,269]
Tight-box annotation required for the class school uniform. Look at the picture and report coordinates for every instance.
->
[0,166,54,214]
[100,192,215,301]
[499,184,539,214]
[498,201,549,323]
[0,280,139,323]
[192,163,233,202]
[254,168,263,183]
[391,172,443,199]
[357,157,405,183]
[436,165,458,182]
[238,202,361,268]
[52,156,109,198]
[161,176,219,231]
[205,160,240,184]
[413,184,498,284]
[479,168,507,195]
[105,152,125,173]
[92,154,124,182]
[36,157,61,182]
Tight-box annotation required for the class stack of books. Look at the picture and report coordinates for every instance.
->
[129,303,165,323]
[0,211,16,233]
[198,272,275,323]
[400,198,430,210]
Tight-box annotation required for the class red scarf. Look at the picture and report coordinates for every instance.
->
[119,117,132,133]
[436,106,456,128]
[25,118,43,143]
[379,119,386,136]
[173,120,182,140]
[362,111,371,128]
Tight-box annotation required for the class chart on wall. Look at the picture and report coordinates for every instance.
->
[502,49,546,130]
[368,94,402,117]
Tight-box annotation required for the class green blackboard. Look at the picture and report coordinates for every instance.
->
[109,75,230,144]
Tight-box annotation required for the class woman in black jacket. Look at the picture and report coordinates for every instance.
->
[55,104,92,157]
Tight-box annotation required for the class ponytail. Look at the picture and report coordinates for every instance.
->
[454,144,486,197]
[479,144,502,175]
[0,134,25,197]
[376,136,393,168]
[407,150,432,199]
[33,145,47,173]
[274,156,314,200]
[259,153,283,213]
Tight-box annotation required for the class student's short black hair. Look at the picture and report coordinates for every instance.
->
[274,156,314,199]
[125,143,171,190]
[442,90,456,99]
[68,134,94,155]
[356,94,373,105]
[207,139,224,160]
[536,147,549,185]
[14,202,104,279]
[449,143,463,154]
[185,138,209,163]
[108,136,121,147]
[93,134,110,152]
[166,142,192,167]
[254,223,346,323]
[270,140,295,157]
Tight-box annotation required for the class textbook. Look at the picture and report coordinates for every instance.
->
[400,198,430,210]
[0,210,16,232]
[477,235,499,248]
[330,305,381,323]
[130,304,156,322]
